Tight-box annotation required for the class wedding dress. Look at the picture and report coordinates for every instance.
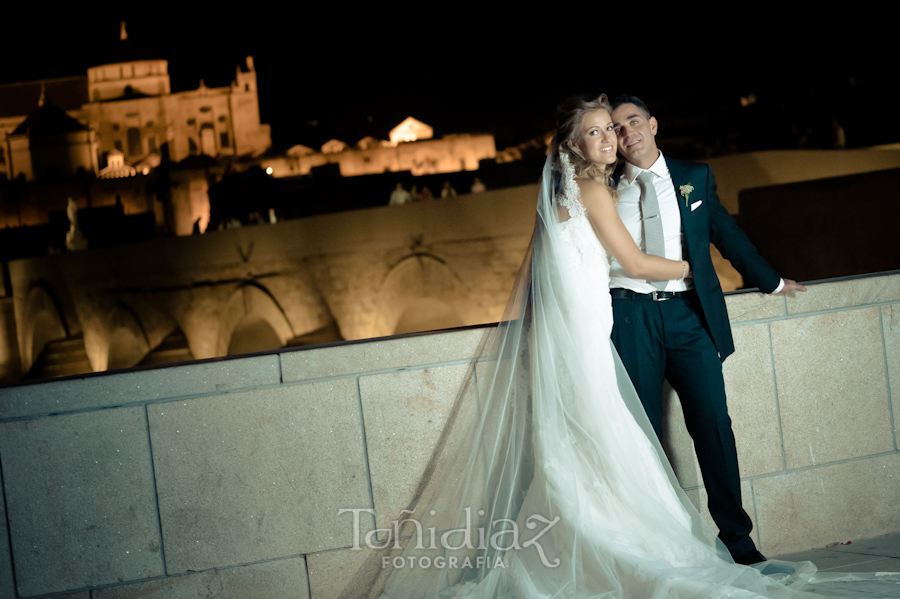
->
[374,155,894,599]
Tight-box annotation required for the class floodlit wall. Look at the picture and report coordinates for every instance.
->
[262,134,498,178]
[7,184,535,379]
[0,272,898,598]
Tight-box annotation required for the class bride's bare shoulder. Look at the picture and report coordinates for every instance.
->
[575,177,614,208]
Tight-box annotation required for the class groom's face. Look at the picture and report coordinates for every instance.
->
[611,103,659,170]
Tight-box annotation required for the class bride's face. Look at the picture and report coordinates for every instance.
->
[575,109,617,167]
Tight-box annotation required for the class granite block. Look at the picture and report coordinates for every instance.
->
[753,453,900,555]
[819,557,900,573]
[786,274,900,315]
[359,363,479,534]
[0,470,14,599]
[771,308,893,468]
[281,328,486,382]
[821,532,900,559]
[307,547,398,599]
[723,324,785,477]
[149,380,370,573]
[93,557,309,599]
[883,304,899,442]
[0,407,162,597]
[726,292,785,323]
[771,547,883,571]
[307,539,478,599]
[0,354,281,420]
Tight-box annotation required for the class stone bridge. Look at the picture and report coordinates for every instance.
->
[6,185,535,380]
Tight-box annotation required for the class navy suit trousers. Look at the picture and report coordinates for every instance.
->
[610,289,756,558]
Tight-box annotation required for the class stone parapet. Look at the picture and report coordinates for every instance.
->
[0,272,897,598]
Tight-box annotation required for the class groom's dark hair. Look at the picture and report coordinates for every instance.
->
[611,95,651,119]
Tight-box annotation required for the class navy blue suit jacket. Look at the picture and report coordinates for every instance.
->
[612,157,781,361]
[663,157,781,360]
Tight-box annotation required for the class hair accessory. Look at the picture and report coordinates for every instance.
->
[556,150,585,218]
[559,151,575,180]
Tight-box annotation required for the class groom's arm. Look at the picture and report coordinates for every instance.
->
[702,165,784,294]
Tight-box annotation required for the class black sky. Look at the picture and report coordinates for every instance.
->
[3,13,893,154]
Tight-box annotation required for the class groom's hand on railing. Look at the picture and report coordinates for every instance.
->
[777,279,807,297]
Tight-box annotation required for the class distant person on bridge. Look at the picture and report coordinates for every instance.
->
[389,183,412,206]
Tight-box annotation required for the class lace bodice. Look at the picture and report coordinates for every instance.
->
[555,176,613,337]
[556,173,586,220]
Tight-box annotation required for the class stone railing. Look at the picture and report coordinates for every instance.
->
[0,271,897,598]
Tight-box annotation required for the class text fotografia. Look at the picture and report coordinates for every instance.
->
[338,507,560,568]
[384,554,506,570]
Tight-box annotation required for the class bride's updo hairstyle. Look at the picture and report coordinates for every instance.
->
[551,93,617,185]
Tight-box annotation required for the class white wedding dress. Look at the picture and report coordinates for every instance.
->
[376,156,894,598]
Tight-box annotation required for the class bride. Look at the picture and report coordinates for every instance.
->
[373,96,858,598]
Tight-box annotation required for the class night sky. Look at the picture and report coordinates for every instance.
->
[3,14,892,155]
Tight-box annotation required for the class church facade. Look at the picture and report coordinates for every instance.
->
[0,23,271,183]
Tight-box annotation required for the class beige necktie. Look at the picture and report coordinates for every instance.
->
[637,171,667,290]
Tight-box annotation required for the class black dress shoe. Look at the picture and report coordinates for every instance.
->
[733,549,767,565]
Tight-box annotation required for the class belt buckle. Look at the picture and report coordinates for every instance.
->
[651,290,669,302]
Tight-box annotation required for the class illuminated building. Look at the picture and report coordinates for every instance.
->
[0,22,271,184]
[261,116,496,178]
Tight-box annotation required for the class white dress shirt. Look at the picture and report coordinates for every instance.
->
[609,151,784,294]
[609,152,690,293]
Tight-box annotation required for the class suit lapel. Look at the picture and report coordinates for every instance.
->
[665,157,697,263]
[665,157,691,220]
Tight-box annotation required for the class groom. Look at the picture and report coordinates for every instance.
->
[608,95,805,565]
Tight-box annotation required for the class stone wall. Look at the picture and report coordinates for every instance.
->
[705,148,900,213]
[0,271,898,598]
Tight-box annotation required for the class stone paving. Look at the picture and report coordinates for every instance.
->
[775,532,900,573]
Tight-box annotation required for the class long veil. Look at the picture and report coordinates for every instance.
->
[365,155,890,598]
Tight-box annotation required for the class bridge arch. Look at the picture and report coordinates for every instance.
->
[216,282,294,356]
[105,302,152,371]
[22,281,69,374]
[373,253,465,338]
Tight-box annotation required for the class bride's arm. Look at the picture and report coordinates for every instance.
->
[577,178,690,281]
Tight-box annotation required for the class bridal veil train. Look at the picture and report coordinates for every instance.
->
[368,113,896,598]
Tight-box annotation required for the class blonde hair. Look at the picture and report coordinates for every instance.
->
[551,93,617,188]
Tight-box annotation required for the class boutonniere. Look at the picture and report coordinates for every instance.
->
[679,183,694,207]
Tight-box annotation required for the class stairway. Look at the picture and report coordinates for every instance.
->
[25,334,92,379]
[139,329,194,367]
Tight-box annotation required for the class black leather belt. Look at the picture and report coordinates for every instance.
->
[610,288,689,302]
